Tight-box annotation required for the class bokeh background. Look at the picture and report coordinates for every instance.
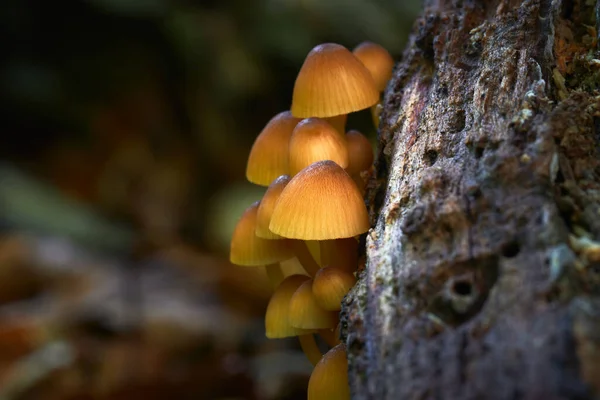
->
[0,0,418,398]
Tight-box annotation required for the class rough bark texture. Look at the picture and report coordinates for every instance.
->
[343,0,600,398]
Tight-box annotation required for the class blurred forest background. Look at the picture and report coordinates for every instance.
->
[0,0,418,398]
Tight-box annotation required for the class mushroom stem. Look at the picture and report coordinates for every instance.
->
[298,333,322,366]
[293,240,321,277]
[265,263,284,288]
[319,239,358,273]
[306,240,321,266]
[319,328,340,347]
[324,114,347,135]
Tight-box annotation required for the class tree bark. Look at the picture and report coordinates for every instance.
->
[343,0,600,398]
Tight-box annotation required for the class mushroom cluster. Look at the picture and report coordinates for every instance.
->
[230,41,393,399]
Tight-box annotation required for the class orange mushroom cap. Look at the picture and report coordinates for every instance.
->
[346,130,374,175]
[312,267,357,311]
[265,275,313,338]
[289,280,337,329]
[246,111,300,186]
[353,41,394,92]
[256,175,291,239]
[291,43,379,118]
[269,160,369,240]
[230,201,294,266]
[289,118,349,176]
[308,343,350,400]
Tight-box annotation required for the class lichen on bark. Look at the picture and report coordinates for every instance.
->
[342,0,600,398]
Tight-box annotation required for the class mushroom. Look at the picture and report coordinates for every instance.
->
[256,175,291,240]
[291,43,379,119]
[352,41,394,92]
[353,41,394,130]
[265,274,322,366]
[269,160,369,271]
[307,343,350,400]
[345,130,374,176]
[289,279,339,365]
[256,175,320,276]
[345,129,375,193]
[289,280,337,330]
[312,267,357,311]
[246,111,300,186]
[289,118,349,176]
[229,201,294,287]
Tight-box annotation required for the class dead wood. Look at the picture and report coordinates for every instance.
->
[343,0,600,398]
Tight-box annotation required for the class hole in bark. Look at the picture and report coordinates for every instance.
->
[424,149,438,166]
[426,257,499,327]
[501,240,521,258]
[474,146,484,159]
[451,109,466,132]
[452,280,473,296]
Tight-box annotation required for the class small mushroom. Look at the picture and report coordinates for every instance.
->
[312,267,357,311]
[265,275,313,338]
[256,175,320,277]
[256,175,291,240]
[269,160,369,272]
[269,160,369,240]
[353,41,394,129]
[345,129,374,193]
[230,201,294,287]
[289,280,338,330]
[265,275,322,366]
[307,343,350,400]
[246,111,300,186]
[291,43,379,118]
[352,41,394,92]
[345,130,374,176]
[289,118,349,176]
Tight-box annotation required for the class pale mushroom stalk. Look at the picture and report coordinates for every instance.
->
[319,238,358,273]
[265,263,285,288]
[298,333,323,366]
[293,240,321,277]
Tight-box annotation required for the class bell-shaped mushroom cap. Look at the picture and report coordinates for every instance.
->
[291,43,379,118]
[230,201,294,266]
[289,280,337,329]
[246,111,301,186]
[308,344,350,400]
[353,41,394,92]
[346,130,374,175]
[312,267,357,311]
[289,118,349,176]
[265,275,312,338]
[269,160,369,240]
[256,175,291,239]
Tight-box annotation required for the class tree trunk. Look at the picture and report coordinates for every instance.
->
[343,0,600,398]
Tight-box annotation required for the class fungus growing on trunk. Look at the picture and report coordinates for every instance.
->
[291,43,379,118]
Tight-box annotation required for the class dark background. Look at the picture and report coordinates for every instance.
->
[0,0,417,398]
